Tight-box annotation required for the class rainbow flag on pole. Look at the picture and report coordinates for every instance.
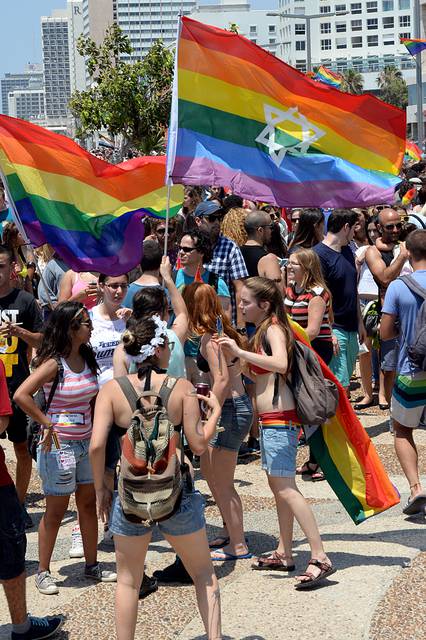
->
[401,37,426,56]
[0,115,183,275]
[167,17,405,208]
[291,323,400,524]
[405,140,422,162]
[314,65,342,88]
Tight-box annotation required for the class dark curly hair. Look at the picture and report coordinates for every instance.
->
[180,228,213,263]
[33,301,99,375]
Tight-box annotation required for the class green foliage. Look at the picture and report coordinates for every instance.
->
[376,66,408,110]
[340,69,364,95]
[227,23,239,34]
[69,25,174,153]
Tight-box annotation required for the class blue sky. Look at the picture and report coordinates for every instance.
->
[0,0,278,79]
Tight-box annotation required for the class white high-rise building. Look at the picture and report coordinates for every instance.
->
[68,0,85,94]
[41,9,72,120]
[1,65,44,116]
[8,89,45,121]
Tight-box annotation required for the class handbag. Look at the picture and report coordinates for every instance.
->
[27,361,64,461]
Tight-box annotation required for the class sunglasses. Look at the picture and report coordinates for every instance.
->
[156,226,176,235]
[79,321,92,328]
[179,246,196,254]
[105,282,128,290]
[206,214,222,223]
[383,222,403,231]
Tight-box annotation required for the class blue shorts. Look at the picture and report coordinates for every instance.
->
[210,393,253,452]
[380,337,399,372]
[329,328,358,388]
[37,438,93,496]
[110,488,206,537]
[260,425,299,477]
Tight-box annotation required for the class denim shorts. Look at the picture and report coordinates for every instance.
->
[210,393,253,452]
[380,337,399,372]
[260,425,299,477]
[37,438,93,496]
[109,488,205,537]
[0,484,27,580]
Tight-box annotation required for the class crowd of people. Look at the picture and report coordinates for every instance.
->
[0,171,426,640]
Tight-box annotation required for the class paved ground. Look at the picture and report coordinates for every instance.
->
[1,401,425,639]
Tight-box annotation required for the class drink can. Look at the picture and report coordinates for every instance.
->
[195,383,210,420]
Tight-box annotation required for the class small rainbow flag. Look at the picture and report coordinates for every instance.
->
[401,186,417,206]
[314,65,342,88]
[0,115,183,275]
[405,140,422,162]
[401,37,426,56]
[167,18,405,208]
[290,321,400,524]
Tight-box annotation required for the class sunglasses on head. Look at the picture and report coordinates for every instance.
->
[384,222,403,231]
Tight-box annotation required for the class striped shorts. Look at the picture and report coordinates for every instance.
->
[391,372,426,428]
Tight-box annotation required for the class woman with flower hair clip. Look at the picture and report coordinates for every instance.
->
[90,314,223,640]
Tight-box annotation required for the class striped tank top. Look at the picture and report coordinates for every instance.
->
[44,358,99,440]
[284,284,332,342]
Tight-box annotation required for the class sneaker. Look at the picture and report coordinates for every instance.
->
[84,562,117,582]
[139,573,158,599]
[247,436,260,453]
[102,526,115,547]
[11,615,64,639]
[69,525,84,558]
[153,556,193,584]
[22,505,34,530]
[35,571,59,595]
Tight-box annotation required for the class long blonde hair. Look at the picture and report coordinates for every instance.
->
[291,248,333,323]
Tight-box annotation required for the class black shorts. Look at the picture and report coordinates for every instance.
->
[105,428,123,472]
[0,402,28,444]
[0,484,27,581]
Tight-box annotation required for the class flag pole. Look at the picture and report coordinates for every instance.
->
[414,0,424,146]
[163,182,171,256]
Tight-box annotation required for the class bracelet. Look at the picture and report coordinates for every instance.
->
[43,423,54,430]
[236,327,247,335]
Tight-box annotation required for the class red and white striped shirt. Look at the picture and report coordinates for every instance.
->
[285,284,332,342]
[44,358,99,441]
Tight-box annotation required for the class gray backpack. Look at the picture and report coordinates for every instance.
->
[399,275,426,371]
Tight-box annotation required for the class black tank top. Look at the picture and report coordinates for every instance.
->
[240,244,268,277]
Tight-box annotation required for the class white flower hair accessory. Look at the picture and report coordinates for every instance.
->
[127,314,168,364]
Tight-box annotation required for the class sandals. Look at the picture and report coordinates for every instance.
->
[252,551,295,572]
[296,462,319,476]
[295,558,336,590]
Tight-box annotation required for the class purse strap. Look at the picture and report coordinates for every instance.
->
[45,360,63,412]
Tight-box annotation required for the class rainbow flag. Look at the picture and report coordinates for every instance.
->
[401,186,417,206]
[290,323,400,524]
[401,37,426,56]
[0,115,183,275]
[405,140,422,162]
[314,66,342,88]
[167,17,405,209]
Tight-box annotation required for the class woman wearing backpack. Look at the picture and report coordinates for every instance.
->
[13,302,117,595]
[215,277,335,589]
[90,315,223,640]
[184,282,253,560]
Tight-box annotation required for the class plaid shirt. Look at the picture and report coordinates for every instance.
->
[205,234,248,324]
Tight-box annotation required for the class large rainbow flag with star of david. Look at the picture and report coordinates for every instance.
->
[166,17,405,208]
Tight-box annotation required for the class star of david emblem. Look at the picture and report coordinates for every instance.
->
[255,104,326,168]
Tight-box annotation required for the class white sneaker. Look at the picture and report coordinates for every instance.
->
[35,571,59,595]
[85,562,117,582]
[69,525,84,558]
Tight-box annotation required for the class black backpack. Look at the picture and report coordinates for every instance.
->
[399,275,426,371]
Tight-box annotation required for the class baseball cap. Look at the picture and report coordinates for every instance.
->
[194,201,221,218]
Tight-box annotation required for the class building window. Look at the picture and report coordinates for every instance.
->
[400,32,411,39]
[398,0,410,8]
[351,19,362,31]
[336,22,347,32]
[382,17,394,29]
[366,1,378,11]
[294,7,306,14]
[367,18,378,29]
[336,37,347,48]
[320,6,331,13]
[296,60,307,71]
[382,0,394,9]
[352,36,363,47]
[269,38,276,44]
[367,35,379,46]
[320,22,331,34]
[335,4,347,12]
[296,40,306,50]
[383,33,395,45]
[249,25,257,34]
[399,16,411,28]
[268,24,276,33]
[368,57,379,71]
[295,23,306,34]
[350,3,362,14]
[321,39,332,50]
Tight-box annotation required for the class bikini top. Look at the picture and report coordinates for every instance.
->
[248,351,271,376]
[196,348,239,374]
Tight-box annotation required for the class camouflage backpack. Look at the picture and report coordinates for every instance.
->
[117,374,188,524]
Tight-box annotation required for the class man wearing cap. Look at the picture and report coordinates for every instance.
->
[195,201,248,329]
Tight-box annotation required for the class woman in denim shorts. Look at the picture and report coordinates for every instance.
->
[14,302,116,596]
[90,315,223,640]
[183,283,253,562]
[216,277,335,590]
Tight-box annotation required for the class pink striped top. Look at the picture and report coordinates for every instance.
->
[44,358,99,441]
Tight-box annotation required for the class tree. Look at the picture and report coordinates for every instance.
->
[69,25,174,154]
[377,65,408,110]
[340,69,364,95]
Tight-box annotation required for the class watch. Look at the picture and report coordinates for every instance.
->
[236,327,247,335]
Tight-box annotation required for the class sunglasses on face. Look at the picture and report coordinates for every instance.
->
[79,321,92,328]
[156,227,176,235]
[179,246,196,254]
[205,214,222,223]
[384,222,403,231]
[105,282,128,290]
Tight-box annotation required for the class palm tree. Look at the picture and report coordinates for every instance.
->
[341,69,364,95]
[377,65,404,90]
[377,65,408,109]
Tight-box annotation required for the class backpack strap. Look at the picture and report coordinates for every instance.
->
[399,275,426,300]
[207,271,219,292]
[115,377,140,412]
[261,334,280,408]
[158,376,180,410]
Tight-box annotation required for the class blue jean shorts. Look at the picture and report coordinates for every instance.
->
[109,488,206,537]
[36,438,93,496]
[260,425,299,477]
[210,393,253,452]
[380,337,399,372]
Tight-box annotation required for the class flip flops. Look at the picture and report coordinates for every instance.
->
[210,548,253,561]
[402,493,426,515]
[209,536,230,549]
[295,558,336,590]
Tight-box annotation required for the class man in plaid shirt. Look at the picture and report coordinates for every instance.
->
[195,201,248,327]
